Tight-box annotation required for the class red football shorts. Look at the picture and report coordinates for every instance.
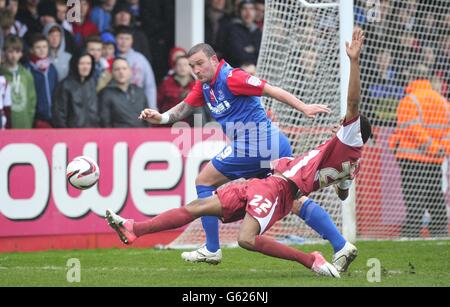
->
[216,175,297,234]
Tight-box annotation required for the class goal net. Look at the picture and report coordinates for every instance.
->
[353,0,449,239]
[167,0,450,249]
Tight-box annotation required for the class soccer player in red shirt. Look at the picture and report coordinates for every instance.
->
[106,28,370,278]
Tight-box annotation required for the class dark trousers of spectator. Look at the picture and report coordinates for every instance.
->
[398,159,449,237]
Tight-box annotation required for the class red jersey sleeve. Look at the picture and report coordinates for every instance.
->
[226,69,267,97]
[184,80,205,107]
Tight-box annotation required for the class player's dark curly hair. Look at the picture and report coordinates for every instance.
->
[360,114,372,144]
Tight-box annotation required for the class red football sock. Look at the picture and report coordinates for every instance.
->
[254,235,315,269]
[133,207,195,237]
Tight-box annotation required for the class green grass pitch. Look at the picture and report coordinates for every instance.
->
[0,240,449,287]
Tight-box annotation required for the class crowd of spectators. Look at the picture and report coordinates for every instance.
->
[0,0,265,129]
[2,0,448,131]
[355,0,450,124]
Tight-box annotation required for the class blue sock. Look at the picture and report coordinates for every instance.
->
[299,199,347,253]
[197,185,220,253]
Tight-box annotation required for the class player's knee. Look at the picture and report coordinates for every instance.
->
[195,166,227,187]
[186,197,222,218]
[195,175,205,186]
[185,199,207,218]
[238,239,254,251]
[195,168,214,186]
[237,234,256,251]
[291,197,308,215]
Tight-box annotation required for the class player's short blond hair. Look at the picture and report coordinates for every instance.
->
[187,43,216,59]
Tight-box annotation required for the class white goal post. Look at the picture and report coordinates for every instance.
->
[338,0,356,243]
[299,0,357,243]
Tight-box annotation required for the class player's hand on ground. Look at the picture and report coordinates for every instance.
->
[346,27,365,61]
[302,104,331,119]
[139,108,162,124]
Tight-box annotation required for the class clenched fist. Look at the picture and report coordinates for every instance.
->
[138,109,163,125]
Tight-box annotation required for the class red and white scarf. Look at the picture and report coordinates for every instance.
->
[29,54,51,73]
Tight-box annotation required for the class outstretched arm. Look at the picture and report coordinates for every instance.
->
[345,27,365,121]
[140,80,204,125]
[263,84,331,118]
[139,101,196,125]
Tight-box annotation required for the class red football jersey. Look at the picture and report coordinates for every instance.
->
[271,115,364,196]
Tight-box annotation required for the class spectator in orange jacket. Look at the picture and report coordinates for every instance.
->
[389,64,450,237]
